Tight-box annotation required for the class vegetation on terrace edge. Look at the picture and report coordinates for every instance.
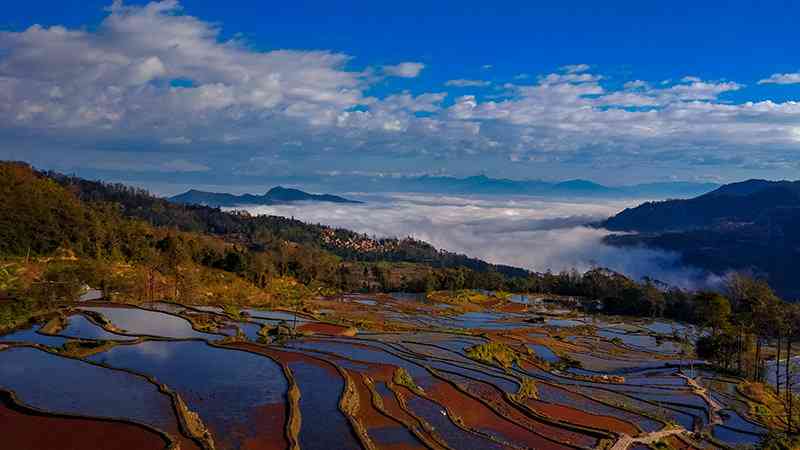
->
[5,162,800,446]
[4,161,800,435]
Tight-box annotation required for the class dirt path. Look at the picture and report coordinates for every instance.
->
[609,427,686,450]
[679,373,723,426]
[610,373,721,450]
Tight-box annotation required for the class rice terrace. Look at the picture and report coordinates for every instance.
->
[0,286,781,449]
[3,0,800,449]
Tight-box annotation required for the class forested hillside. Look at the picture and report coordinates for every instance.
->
[600,179,800,299]
[48,169,529,278]
[601,179,800,233]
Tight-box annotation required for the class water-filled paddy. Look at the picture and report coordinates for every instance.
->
[0,291,775,449]
[0,347,185,440]
[78,306,217,339]
[0,325,68,347]
[58,314,138,341]
[527,343,559,362]
[87,340,289,450]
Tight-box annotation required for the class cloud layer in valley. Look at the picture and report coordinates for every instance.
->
[1,1,800,185]
[240,194,712,288]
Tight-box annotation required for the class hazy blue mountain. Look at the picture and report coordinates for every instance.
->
[169,186,362,207]
[317,174,717,198]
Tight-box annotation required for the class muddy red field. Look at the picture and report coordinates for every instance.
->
[0,392,169,450]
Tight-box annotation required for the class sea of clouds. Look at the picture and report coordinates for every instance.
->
[239,193,713,289]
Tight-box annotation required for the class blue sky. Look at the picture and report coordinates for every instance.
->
[1,0,799,193]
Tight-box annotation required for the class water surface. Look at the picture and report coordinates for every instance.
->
[88,340,288,449]
[78,307,215,339]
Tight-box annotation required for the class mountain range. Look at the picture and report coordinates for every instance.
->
[169,186,362,208]
[600,179,800,299]
[299,174,720,199]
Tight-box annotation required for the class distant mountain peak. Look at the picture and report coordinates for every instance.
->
[330,174,717,198]
[169,187,361,208]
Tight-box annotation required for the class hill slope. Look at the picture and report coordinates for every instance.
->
[0,161,551,299]
[601,179,800,299]
[39,166,530,280]
[601,179,800,232]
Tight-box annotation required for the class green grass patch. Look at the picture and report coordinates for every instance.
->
[513,377,539,402]
[393,368,423,393]
[466,342,521,369]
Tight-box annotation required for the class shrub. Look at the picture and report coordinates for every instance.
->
[466,342,521,369]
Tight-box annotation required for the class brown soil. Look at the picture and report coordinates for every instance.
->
[663,435,698,450]
[0,392,169,450]
[496,303,528,313]
[297,322,356,336]
[422,379,582,450]
[525,398,639,436]
[238,402,290,450]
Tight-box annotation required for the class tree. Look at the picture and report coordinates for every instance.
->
[0,265,20,294]
[156,234,191,300]
[693,291,731,336]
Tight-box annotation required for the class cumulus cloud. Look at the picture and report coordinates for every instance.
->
[382,62,425,78]
[623,79,649,90]
[239,193,712,288]
[0,0,367,135]
[561,64,591,73]
[759,72,800,85]
[445,79,491,87]
[1,1,800,181]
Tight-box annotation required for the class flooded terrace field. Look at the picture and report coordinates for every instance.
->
[0,293,771,449]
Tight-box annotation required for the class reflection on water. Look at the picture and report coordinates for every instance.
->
[712,424,763,446]
[78,307,215,339]
[58,315,138,341]
[0,347,180,434]
[285,357,361,450]
[88,340,288,449]
[528,343,559,363]
[545,318,583,328]
[241,309,310,324]
[405,393,505,450]
[0,325,68,347]
[388,292,427,302]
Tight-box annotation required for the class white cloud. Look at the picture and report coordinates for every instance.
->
[758,72,800,85]
[0,2,799,182]
[538,72,602,85]
[561,64,590,73]
[481,64,493,70]
[382,62,425,78]
[445,79,491,87]
[0,1,367,132]
[239,193,712,288]
[623,79,649,90]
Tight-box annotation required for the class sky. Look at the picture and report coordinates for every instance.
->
[1,0,800,192]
